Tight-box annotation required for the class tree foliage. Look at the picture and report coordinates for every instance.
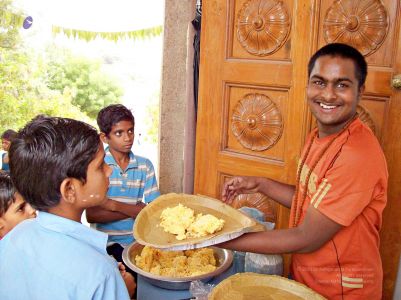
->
[45,48,123,119]
[0,1,94,135]
[0,0,144,138]
[0,0,22,49]
[0,46,94,134]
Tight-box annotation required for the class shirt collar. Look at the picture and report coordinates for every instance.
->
[36,212,108,254]
[104,147,138,169]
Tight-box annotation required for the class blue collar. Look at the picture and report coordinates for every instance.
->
[36,212,108,254]
[104,147,138,170]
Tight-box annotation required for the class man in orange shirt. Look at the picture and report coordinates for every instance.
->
[220,43,388,299]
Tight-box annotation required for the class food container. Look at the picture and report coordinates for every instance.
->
[208,273,326,299]
[134,193,265,251]
[122,242,233,290]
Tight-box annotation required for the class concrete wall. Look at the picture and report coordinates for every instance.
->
[158,0,196,194]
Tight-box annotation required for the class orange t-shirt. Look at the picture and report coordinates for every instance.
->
[289,118,388,300]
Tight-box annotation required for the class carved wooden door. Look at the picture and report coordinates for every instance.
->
[194,0,401,298]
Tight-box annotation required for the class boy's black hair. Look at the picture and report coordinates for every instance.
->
[0,173,16,216]
[308,43,367,88]
[9,117,100,211]
[1,129,17,141]
[97,104,135,136]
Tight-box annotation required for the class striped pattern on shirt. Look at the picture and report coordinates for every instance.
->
[94,148,160,246]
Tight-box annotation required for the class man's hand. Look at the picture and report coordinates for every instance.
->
[222,176,261,205]
[134,202,146,210]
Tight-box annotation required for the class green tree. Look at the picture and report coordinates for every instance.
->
[0,1,93,135]
[0,46,94,133]
[45,48,123,119]
[0,0,22,49]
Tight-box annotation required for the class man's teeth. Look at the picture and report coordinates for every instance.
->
[320,103,336,109]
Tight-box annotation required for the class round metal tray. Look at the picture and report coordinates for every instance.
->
[122,242,233,290]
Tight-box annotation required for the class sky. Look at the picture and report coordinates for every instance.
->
[14,0,165,31]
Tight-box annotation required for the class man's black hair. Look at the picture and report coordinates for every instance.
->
[9,117,100,211]
[97,104,135,136]
[0,173,16,216]
[308,43,367,88]
[1,129,17,141]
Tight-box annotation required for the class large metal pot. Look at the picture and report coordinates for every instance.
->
[122,242,233,290]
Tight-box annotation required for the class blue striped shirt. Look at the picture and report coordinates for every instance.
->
[94,148,160,245]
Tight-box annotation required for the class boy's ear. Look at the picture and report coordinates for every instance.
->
[60,178,77,204]
[99,132,109,144]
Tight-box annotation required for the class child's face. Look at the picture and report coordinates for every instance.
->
[1,139,11,151]
[74,144,112,207]
[103,120,135,154]
[0,193,36,238]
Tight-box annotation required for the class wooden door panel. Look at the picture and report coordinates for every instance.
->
[196,0,400,298]
[359,97,388,139]
[217,157,285,179]
[221,63,293,86]
[366,71,393,94]
[224,86,287,160]
[317,0,396,65]
[227,0,293,60]
[196,0,312,221]
[219,172,278,221]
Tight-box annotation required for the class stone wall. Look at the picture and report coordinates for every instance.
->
[159,0,196,194]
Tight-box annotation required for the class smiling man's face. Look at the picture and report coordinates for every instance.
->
[307,55,364,137]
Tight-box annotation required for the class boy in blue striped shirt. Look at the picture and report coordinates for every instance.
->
[87,104,160,270]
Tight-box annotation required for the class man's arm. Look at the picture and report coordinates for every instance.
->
[218,205,342,254]
[222,176,295,208]
[257,178,295,208]
[86,199,146,223]
[86,205,127,223]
